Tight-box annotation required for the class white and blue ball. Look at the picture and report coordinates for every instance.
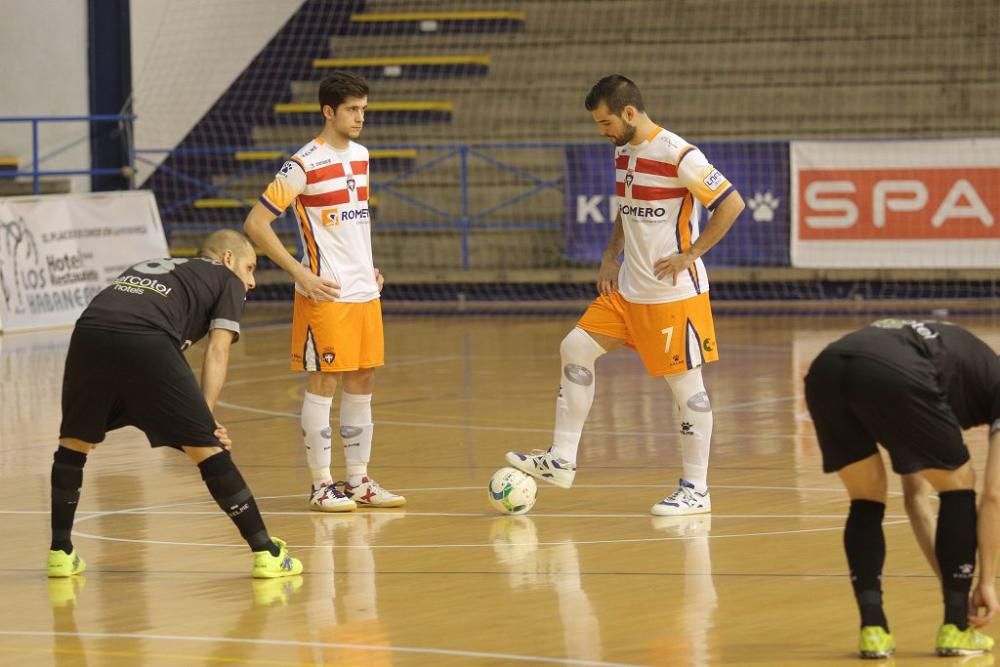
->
[487,467,538,515]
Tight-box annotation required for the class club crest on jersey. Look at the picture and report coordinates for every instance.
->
[322,349,336,365]
[624,170,634,188]
[279,160,297,176]
[346,177,356,192]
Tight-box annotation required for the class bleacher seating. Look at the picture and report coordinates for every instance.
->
[148,0,999,279]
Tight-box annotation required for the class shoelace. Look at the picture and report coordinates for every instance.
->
[318,484,348,500]
[663,486,693,503]
[333,479,385,497]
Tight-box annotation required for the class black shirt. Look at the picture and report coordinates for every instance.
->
[827,319,1000,431]
[76,257,245,350]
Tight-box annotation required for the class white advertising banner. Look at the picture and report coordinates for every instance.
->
[0,191,168,332]
[791,139,1000,268]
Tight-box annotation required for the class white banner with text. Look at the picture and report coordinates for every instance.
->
[0,191,168,332]
[791,139,1000,268]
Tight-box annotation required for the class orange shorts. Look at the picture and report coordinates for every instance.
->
[578,291,719,376]
[290,294,384,372]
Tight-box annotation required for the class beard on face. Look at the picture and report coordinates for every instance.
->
[612,121,637,146]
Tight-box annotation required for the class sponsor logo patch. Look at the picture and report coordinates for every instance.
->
[703,169,724,191]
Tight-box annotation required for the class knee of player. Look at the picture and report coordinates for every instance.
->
[307,371,339,396]
[560,328,604,364]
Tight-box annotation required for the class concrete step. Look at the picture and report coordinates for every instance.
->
[0,179,73,197]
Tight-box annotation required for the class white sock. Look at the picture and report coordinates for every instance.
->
[665,367,713,491]
[550,328,606,463]
[302,391,334,486]
[340,392,373,486]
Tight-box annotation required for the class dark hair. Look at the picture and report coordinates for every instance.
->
[584,74,645,114]
[318,71,370,112]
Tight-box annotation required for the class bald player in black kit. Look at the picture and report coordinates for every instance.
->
[805,319,1000,658]
[47,230,302,580]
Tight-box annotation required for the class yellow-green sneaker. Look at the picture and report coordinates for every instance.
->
[936,623,995,656]
[859,626,895,659]
[47,549,86,578]
[251,537,303,579]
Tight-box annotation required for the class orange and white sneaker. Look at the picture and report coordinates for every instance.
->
[340,477,406,508]
[309,482,357,513]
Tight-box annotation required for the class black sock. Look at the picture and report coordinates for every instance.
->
[936,489,977,630]
[50,446,87,554]
[198,450,278,556]
[844,499,889,631]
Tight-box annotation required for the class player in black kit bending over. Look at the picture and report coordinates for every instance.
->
[47,229,302,579]
[805,319,1000,658]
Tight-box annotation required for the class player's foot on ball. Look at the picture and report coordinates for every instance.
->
[309,482,357,513]
[505,449,576,488]
[339,477,406,508]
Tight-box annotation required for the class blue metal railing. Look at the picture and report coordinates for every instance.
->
[136,142,571,269]
[0,114,135,193]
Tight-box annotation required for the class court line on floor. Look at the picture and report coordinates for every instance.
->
[67,520,911,550]
[0,631,642,667]
[63,494,912,548]
[216,398,808,437]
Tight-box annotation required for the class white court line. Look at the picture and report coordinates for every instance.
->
[62,491,913,548]
[0,630,641,666]
[216,399,809,438]
[67,520,911,549]
[0,481,903,517]
[0,509,911,520]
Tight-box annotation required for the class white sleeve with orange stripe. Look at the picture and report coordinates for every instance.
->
[676,147,735,212]
[259,158,307,216]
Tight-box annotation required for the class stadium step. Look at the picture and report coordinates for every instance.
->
[0,178,72,196]
[233,148,418,171]
[313,54,490,79]
[273,101,454,124]
[343,10,525,35]
[0,156,16,179]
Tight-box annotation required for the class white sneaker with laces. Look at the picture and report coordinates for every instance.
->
[651,478,711,516]
[505,449,576,488]
[309,482,357,513]
[341,477,406,508]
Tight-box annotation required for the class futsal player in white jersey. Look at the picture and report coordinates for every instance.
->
[507,75,745,515]
[244,71,404,512]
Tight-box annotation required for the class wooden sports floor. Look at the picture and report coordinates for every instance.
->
[2,307,999,666]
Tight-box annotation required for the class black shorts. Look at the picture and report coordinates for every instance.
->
[59,327,221,449]
[804,349,968,475]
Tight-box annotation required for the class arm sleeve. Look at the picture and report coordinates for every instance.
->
[990,358,1000,434]
[676,147,735,211]
[259,157,307,215]
[209,275,246,343]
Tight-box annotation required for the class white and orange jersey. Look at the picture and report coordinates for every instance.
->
[259,137,378,302]
[614,127,735,304]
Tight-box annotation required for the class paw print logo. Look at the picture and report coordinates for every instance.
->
[746,191,781,223]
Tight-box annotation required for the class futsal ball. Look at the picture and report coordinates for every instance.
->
[487,467,537,515]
